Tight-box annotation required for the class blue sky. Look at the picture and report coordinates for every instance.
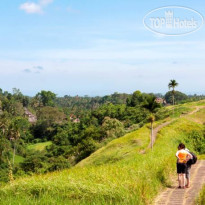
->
[0,0,205,96]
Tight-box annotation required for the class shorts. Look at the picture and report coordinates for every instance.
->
[186,166,191,179]
[177,163,187,174]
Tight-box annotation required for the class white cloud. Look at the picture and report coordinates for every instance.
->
[20,0,53,14]
[20,2,42,14]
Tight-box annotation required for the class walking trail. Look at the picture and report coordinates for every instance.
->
[148,106,204,149]
[154,160,205,205]
[152,106,205,205]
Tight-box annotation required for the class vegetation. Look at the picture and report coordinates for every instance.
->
[0,89,160,182]
[27,141,52,152]
[165,91,188,104]
[0,84,205,204]
[0,103,204,204]
[197,186,205,205]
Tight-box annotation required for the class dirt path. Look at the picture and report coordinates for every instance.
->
[154,160,205,205]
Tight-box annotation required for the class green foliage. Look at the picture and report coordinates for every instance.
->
[47,156,70,171]
[2,99,24,116]
[185,130,205,154]
[197,185,205,205]
[168,79,178,90]
[36,90,56,107]
[27,141,52,151]
[0,86,204,195]
[102,117,125,139]
[127,90,145,106]
[36,106,65,125]
[0,116,203,204]
[56,92,130,114]
[20,152,49,173]
[75,138,97,162]
[165,91,188,104]
[142,95,161,113]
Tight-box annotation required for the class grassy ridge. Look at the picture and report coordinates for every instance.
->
[77,126,150,167]
[0,102,204,204]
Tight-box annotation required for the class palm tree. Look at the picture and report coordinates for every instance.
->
[143,95,161,150]
[168,80,178,105]
[8,121,21,165]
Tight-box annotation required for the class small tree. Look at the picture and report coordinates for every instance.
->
[143,95,161,150]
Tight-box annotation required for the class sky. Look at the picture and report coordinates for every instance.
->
[0,0,205,96]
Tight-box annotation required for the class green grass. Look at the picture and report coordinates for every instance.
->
[14,155,25,164]
[0,102,204,205]
[9,154,25,165]
[185,108,205,124]
[197,186,205,205]
[198,154,205,160]
[27,141,52,152]
[77,126,150,167]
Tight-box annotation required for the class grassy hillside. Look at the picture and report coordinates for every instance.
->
[0,101,204,205]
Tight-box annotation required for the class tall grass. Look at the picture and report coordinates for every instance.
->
[197,185,205,205]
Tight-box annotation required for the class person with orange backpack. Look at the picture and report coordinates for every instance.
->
[176,143,192,189]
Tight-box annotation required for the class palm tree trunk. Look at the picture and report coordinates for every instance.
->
[172,91,174,105]
[151,122,153,150]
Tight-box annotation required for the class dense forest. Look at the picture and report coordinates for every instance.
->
[0,88,204,183]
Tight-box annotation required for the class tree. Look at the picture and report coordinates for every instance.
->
[8,122,20,165]
[35,91,56,107]
[101,117,125,139]
[168,80,179,105]
[8,117,29,165]
[127,90,144,107]
[165,91,188,104]
[36,106,66,125]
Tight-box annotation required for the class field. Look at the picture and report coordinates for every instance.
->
[27,141,52,152]
[0,101,204,205]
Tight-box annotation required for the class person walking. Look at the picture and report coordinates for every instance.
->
[176,143,192,189]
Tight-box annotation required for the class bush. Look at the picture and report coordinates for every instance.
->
[48,156,70,171]
[20,152,49,174]
[185,130,205,154]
